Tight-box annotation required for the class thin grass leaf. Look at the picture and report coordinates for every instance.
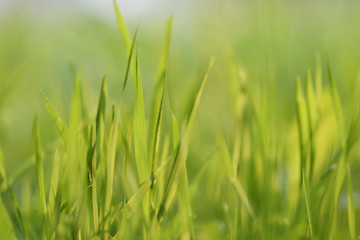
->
[327,60,345,147]
[120,24,140,101]
[302,170,313,238]
[104,109,119,221]
[134,56,148,184]
[33,116,47,217]
[346,167,355,240]
[95,75,107,168]
[40,90,68,141]
[47,148,60,219]
[305,70,317,180]
[216,128,261,235]
[157,57,215,221]
[113,0,131,53]
[148,77,166,215]
[295,77,308,185]
[148,16,172,165]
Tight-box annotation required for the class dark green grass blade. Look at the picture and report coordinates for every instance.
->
[120,24,140,100]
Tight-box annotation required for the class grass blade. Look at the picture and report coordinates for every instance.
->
[157,57,215,221]
[113,0,131,53]
[40,90,68,141]
[32,116,47,217]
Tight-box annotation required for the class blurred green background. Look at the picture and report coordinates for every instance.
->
[1,0,359,169]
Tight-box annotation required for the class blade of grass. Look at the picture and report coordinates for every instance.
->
[133,54,149,224]
[346,166,355,240]
[157,57,215,221]
[113,0,131,52]
[104,108,119,224]
[305,70,317,181]
[148,16,172,171]
[33,116,47,217]
[40,90,68,141]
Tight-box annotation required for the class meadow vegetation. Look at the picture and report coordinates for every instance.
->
[0,0,360,239]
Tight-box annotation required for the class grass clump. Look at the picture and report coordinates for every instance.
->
[0,2,360,240]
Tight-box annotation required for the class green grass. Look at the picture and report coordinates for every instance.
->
[0,1,360,239]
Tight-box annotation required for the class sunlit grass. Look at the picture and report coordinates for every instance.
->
[0,1,360,239]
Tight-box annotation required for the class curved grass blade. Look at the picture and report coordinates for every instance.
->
[40,90,68,141]
[148,16,173,164]
[157,57,215,221]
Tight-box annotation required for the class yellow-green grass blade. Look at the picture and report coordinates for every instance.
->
[178,167,195,239]
[295,77,308,185]
[108,159,169,237]
[40,90,68,141]
[0,197,16,239]
[302,170,313,238]
[95,75,107,168]
[133,55,149,224]
[216,128,260,232]
[149,78,166,215]
[148,16,172,168]
[346,167,355,240]
[327,60,345,147]
[47,148,60,220]
[305,70,317,180]
[113,0,131,52]
[120,24,140,100]
[171,112,180,153]
[134,56,148,184]
[104,110,119,223]
[157,57,215,221]
[33,116,47,217]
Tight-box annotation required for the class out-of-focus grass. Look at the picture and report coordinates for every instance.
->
[0,0,360,239]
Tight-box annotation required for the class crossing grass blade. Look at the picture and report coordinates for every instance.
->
[40,90,68,141]
[157,57,215,221]
[216,128,261,233]
[32,116,47,217]
[120,24,140,100]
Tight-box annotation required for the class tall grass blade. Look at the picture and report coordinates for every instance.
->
[32,116,47,217]
[157,57,215,221]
